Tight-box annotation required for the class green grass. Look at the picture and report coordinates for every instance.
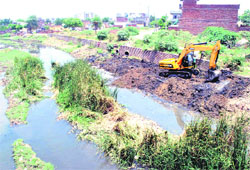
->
[13,139,54,170]
[2,50,45,124]
[0,49,32,64]
[218,46,250,73]
[0,39,20,48]
[54,60,112,113]
[6,102,29,124]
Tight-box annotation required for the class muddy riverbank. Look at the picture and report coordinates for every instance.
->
[88,55,250,117]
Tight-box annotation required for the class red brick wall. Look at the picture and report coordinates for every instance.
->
[177,0,240,34]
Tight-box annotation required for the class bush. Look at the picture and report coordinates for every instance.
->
[138,117,250,169]
[199,27,239,48]
[54,60,112,113]
[153,35,179,52]
[107,44,114,52]
[97,30,108,40]
[125,26,139,36]
[44,25,49,30]
[0,25,9,31]
[143,34,151,44]
[5,55,44,97]
[239,31,250,46]
[0,33,11,37]
[117,30,130,41]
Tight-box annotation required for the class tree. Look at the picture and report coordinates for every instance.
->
[239,10,250,26]
[55,18,63,25]
[8,24,23,32]
[150,15,156,22]
[0,19,12,26]
[62,18,83,30]
[26,15,38,33]
[91,16,102,33]
[85,18,91,21]
[109,20,114,26]
[102,17,110,23]
[157,16,171,29]
[45,18,51,24]
[150,20,158,28]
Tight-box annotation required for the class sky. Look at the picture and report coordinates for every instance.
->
[0,0,249,20]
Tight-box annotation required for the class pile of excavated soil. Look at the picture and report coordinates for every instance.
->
[92,56,250,117]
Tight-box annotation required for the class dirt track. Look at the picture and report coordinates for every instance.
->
[88,55,250,117]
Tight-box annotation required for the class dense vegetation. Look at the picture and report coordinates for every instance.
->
[53,60,250,169]
[62,18,83,29]
[54,60,113,113]
[2,50,44,124]
[135,30,181,52]
[198,27,239,47]
[239,9,250,26]
[13,139,54,170]
[97,30,108,40]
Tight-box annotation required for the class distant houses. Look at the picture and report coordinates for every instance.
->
[114,13,149,28]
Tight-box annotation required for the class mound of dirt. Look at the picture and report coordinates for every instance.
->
[91,56,250,117]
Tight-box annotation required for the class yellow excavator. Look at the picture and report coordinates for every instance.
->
[159,40,221,82]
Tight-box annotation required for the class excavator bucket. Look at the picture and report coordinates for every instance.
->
[206,69,221,82]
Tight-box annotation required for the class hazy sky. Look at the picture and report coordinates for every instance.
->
[0,0,249,19]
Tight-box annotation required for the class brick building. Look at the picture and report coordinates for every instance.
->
[169,0,240,34]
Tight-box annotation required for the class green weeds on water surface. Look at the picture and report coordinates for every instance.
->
[13,139,54,170]
[3,50,45,124]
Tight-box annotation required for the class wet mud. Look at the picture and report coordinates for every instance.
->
[89,55,250,117]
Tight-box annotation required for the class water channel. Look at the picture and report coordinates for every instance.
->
[0,46,196,169]
[0,48,117,170]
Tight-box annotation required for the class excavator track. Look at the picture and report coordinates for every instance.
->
[159,70,192,79]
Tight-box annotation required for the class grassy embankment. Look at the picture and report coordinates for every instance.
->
[0,34,48,49]
[0,49,45,124]
[13,139,54,170]
[2,26,248,76]
[54,59,250,169]
[52,27,250,76]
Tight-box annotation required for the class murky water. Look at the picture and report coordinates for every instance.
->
[0,46,196,169]
[98,69,195,135]
[0,48,117,170]
[114,88,193,134]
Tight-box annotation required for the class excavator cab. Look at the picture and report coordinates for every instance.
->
[182,52,196,67]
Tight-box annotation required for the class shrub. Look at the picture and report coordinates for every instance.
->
[54,60,112,113]
[0,33,11,37]
[143,34,151,44]
[224,56,245,71]
[5,55,44,97]
[107,44,114,52]
[97,30,108,40]
[44,25,49,30]
[153,35,179,52]
[0,25,9,31]
[239,31,250,46]
[117,30,130,41]
[125,26,139,36]
[199,27,239,48]
[138,117,250,169]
